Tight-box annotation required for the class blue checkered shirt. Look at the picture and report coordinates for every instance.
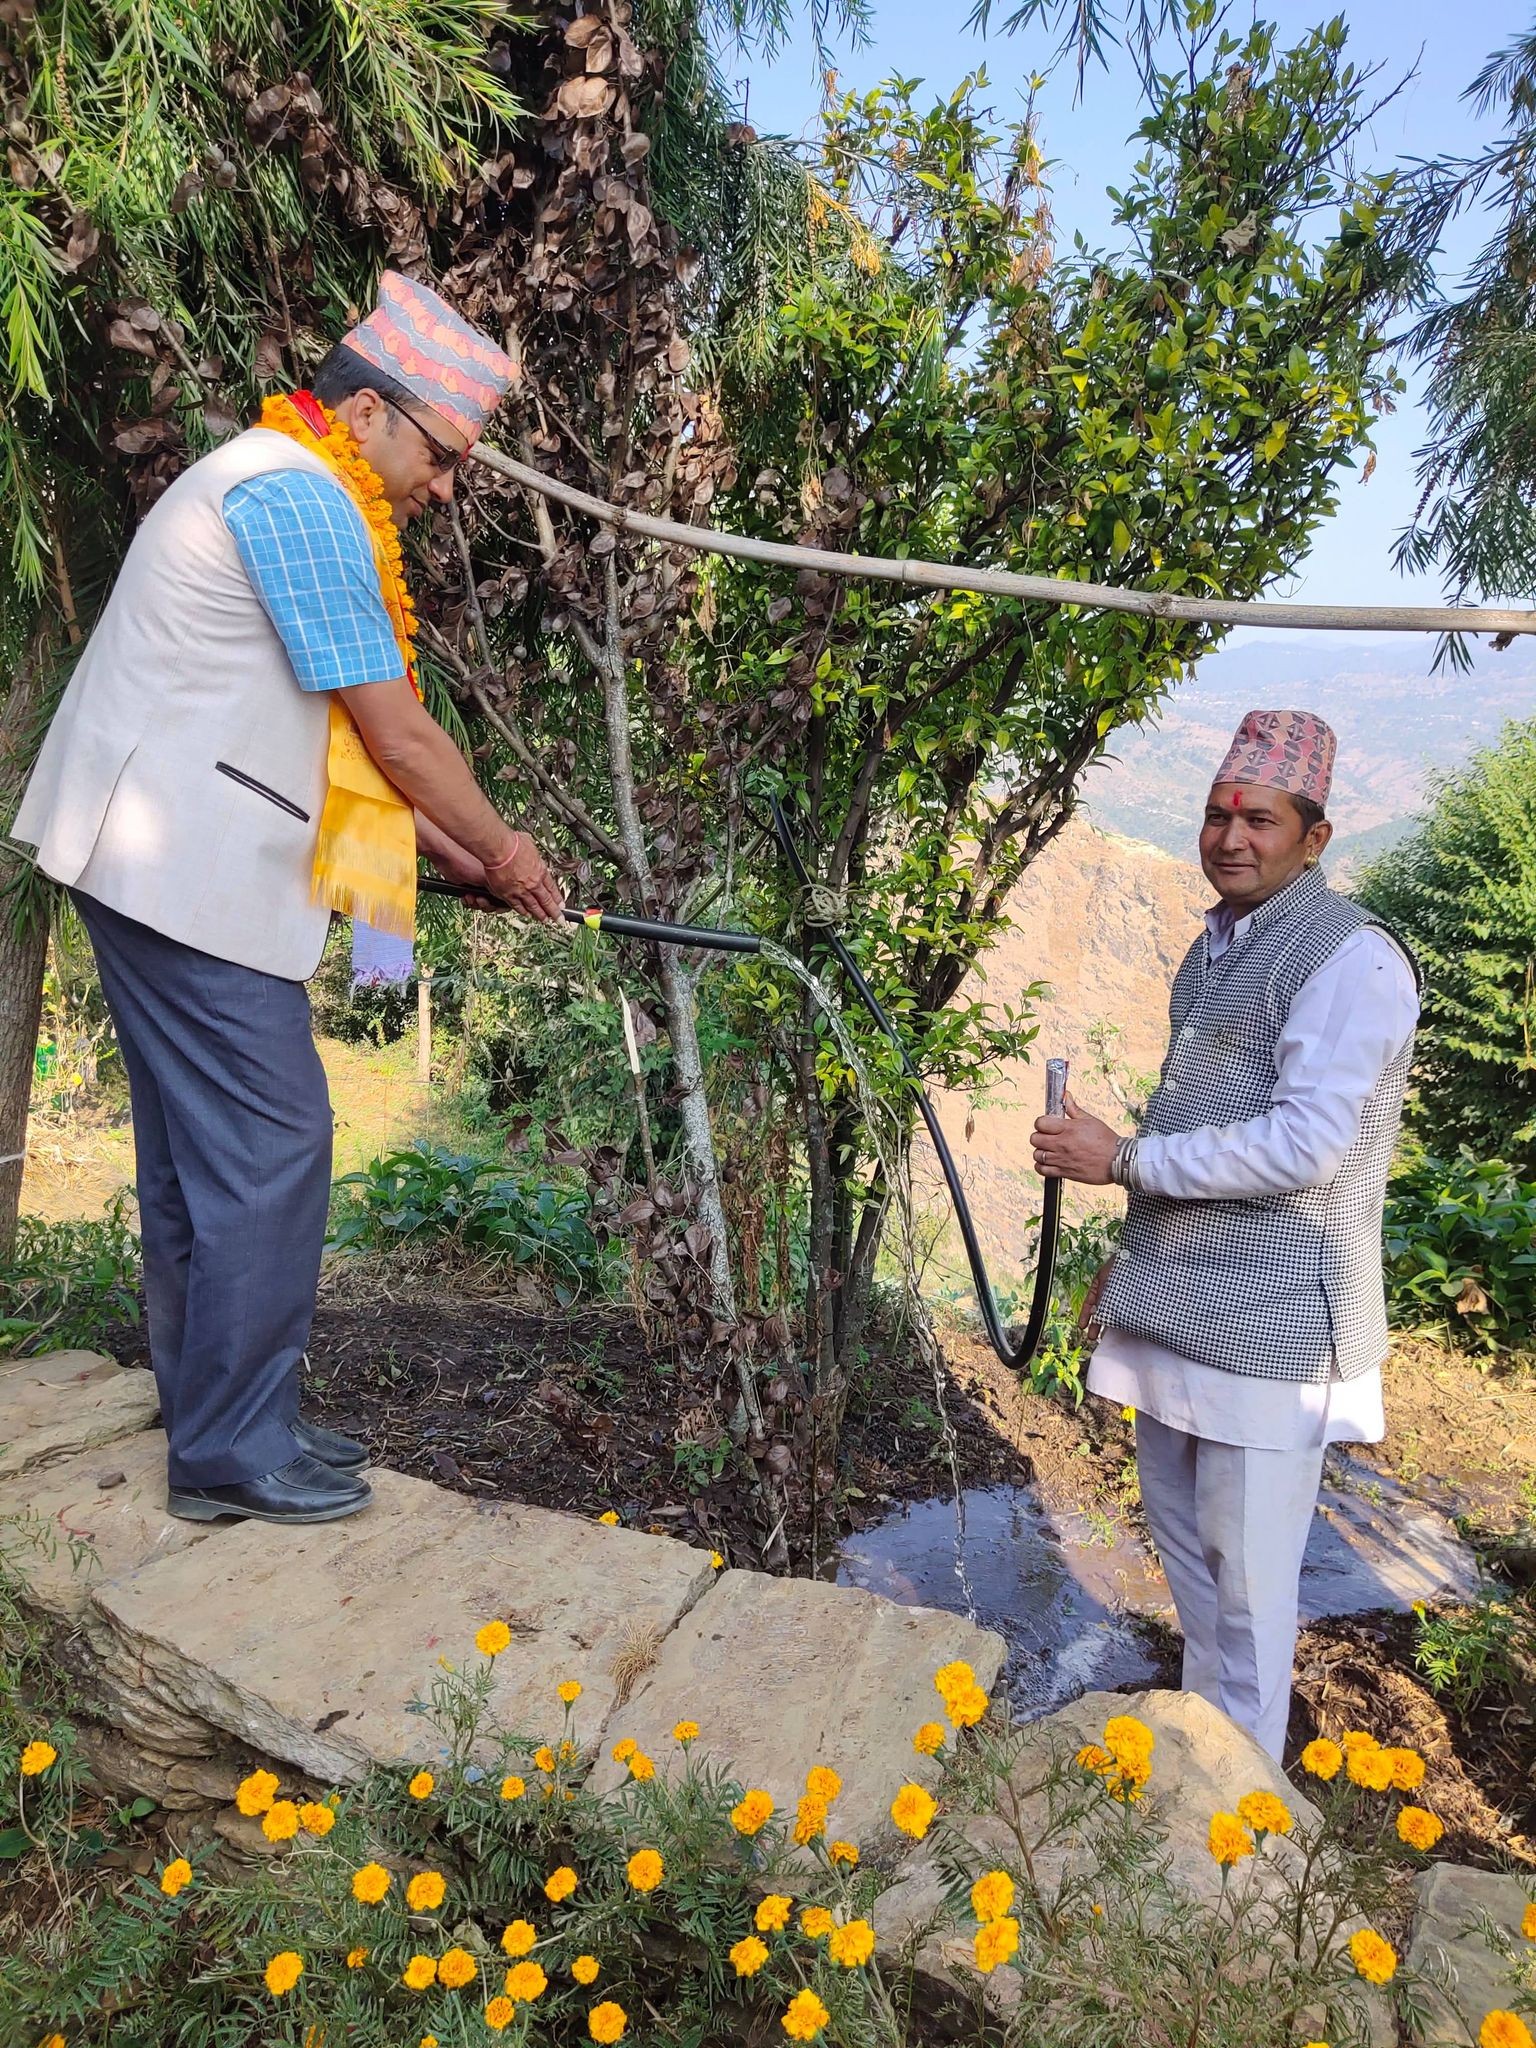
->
[223,470,403,691]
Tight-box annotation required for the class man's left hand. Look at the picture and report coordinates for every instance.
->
[1031,1091,1122,1186]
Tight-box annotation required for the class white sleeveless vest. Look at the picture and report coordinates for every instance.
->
[10,429,377,980]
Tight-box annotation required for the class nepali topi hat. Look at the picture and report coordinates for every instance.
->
[341,271,516,447]
[1213,707,1335,808]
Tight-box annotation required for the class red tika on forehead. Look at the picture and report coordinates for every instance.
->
[1213,708,1335,806]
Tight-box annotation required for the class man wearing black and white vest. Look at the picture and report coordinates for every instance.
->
[1031,709,1419,1760]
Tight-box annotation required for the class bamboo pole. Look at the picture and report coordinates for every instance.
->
[471,441,1536,638]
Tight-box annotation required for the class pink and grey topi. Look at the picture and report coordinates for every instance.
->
[341,271,517,447]
[1213,708,1335,807]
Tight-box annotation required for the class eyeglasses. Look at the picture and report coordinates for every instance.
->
[382,395,464,476]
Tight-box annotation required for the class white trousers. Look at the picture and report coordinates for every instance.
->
[1134,1412,1324,1761]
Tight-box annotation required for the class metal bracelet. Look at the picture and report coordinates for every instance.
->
[1111,1136,1140,1192]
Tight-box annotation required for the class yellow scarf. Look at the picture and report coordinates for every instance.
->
[257,392,421,938]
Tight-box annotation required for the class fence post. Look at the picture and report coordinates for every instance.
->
[417,969,433,1088]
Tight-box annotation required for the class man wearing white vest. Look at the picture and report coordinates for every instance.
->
[1032,711,1419,1760]
[10,273,562,1526]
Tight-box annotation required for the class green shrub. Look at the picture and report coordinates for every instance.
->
[1381,1149,1536,1355]
[1412,1588,1535,1717]
[1000,1210,1121,1405]
[0,1194,141,1355]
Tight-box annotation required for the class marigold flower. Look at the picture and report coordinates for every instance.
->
[711,1551,724,1569]
[673,1720,700,1743]
[476,1621,512,1658]
[970,1870,1015,1924]
[731,1788,774,1836]
[421,2038,439,2048]
[437,1947,477,1990]
[298,1801,334,1836]
[828,1839,859,1866]
[484,1998,515,2033]
[533,1745,557,1774]
[805,1765,842,1802]
[1300,1738,1343,1781]
[973,1917,1020,1974]
[1387,1746,1426,1792]
[1208,1813,1254,1866]
[611,1738,637,1764]
[598,1510,620,1526]
[502,1919,538,1956]
[235,1768,280,1816]
[1481,2014,1536,2048]
[627,1848,664,1893]
[265,1951,304,1996]
[406,1870,446,1913]
[1348,1929,1397,1985]
[781,1988,831,2041]
[1103,1715,1154,1763]
[159,1857,192,1898]
[557,1679,583,1704]
[573,1955,600,1984]
[799,1905,834,1940]
[1397,1805,1445,1852]
[793,1793,828,1844]
[1522,1903,1536,1940]
[1301,2041,1329,2048]
[346,1948,368,1969]
[1076,1742,1113,1774]
[828,1918,876,1967]
[731,1934,770,1976]
[545,1865,578,1902]
[20,1740,57,1777]
[756,1892,793,1932]
[504,1960,547,2002]
[262,1799,300,1843]
[1235,1791,1293,1837]
[913,1722,945,1756]
[407,1770,435,1800]
[589,2001,628,2044]
[402,1955,438,1991]
[933,1659,976,1701]
[627,1751,655,1782]
[1341,1729,1378,1752]
[352,1862,390,1904]
[946,1682,990,1729]
[1347,1746,1395,1793]
[38,2037,65,2048]
[891,1782,937,1840]
[500,1774,526,1802]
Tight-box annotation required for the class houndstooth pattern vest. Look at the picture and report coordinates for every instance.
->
[1097,866,1415,1383]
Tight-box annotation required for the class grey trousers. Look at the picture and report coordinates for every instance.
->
[74,892,332,1486]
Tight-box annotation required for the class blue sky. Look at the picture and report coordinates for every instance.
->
[730,0,1519,616]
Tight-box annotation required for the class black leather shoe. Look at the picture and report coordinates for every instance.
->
[168,1453,372,1525]
[291,1415,369,1473]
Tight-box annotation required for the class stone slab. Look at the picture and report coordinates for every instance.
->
[1405,1861,1536,2045]
[0,1351,158,1479]
[0,1429,211,1616]
[587,1568,1007,1865]
[84,1470,717,1782]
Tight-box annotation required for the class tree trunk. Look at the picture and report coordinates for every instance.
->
[0,900,47,1262]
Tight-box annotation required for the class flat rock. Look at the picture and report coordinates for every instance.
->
[84,1470,716,1782]
[587,1569,1007,1865]
[0,1430,210,1616]
[1405,1861,1536,2044]
[0,1351,158,1480]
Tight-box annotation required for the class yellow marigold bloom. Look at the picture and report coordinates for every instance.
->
[589,2001,628,2044]
[19,1740,57,1777]
[421,2038,438,2048]
[973,1917,1020,1974]
[1235,1791,1293,1837]
[346,1948,367,1969]
[500,1774,526,1802]
[352,1862,390,1904]
[1121,1405,1136,1422]
[1387,1747,1426,1792]
[1103,1715,1154,1762]
[159,1857,192,1898]
[1341,1729,1378,1753]
[1208,1813,1254,1866]
[946,1682,990,1729]
[1481,2014,1536,2048]
[437,1947,477,1990]
[504,1960,547,2002]
[573,1955,600,1985]
[476,1621,512,1658]
[265,1951,304,1996]
[731,1934,769,1976]
[1522,1903,1536,1939]
[970,1870,1015,1924]
[756,1892,793,1932]
[731,1788,774,1836]
[627,1751,655,1783]
[407,1770,434,1800]
[1397,1806,1445,1852]
[598,1510,620,1526]
[611,1738,637,1764]
[627,1848,664,1893]
[799,1905,834,1940]
[406,1870,446,1913]
[1076,1742,1113,1774]
[828,1918,876,1968]
[558,1680,582,1704]
[1348,1929,1397,1985]
[1301,1738,1343,1781]
[793,1794,828,1845]
[781,1988,831,2041]
[402,1955,438,1991]
[1091,1903,1105,1917]
[673,1720,700,1743]
[502,1920,538,1956]
[711,1552,724,1569]
[891,1782,937,1840]
[235,1768,279,1816]
[261,1800,300,1843]
[298,1801,334,1836]
[545,1865,578,1903]
[828,1839,859,1866]
[559,1740,578,1765]
[1301,2041,1329,2048]
[534,1746,557,1773]
[933,1659,976,1701]
[913,1722,945,1756]
[484,1998,515,2033]
[38,2037,65,2048]
[805,1765,842,1802]
[1347,1746,1395,1793]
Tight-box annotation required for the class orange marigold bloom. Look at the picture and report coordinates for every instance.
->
[1522,1903,1536,1940]
[828,1839,859,1867]
[406,1870,446,1913]
[913,1722,946,1756]
[945,1682,990,1729]
[973,1917,1020,1974]
[805,1766,842,1802]
[970,1870,1015,1924]
[793,1794,828,1845]
[407,1771,434,1801]
[1347,1746,1395,1793]
[827,1918,875,1968]
[799,1906,834,1940]
[545,1865,578,1903]
[1348,1929,1397,1985]
[1387,1747,1426,1792]
[533,1746,557,1774]
[731,1788,774,1836]
[572,1955,600,1985]
[437,1948,477,1990]
[352,1862,390,1904]
[627,1751,655,1782]
[159,1857,193,1898]
[756,1893,793,1932]
[891,1782,937,1840]
[19,1740,58,1777]
[346,1948,368,1969]
[475,1621,512,1658]
[611,1738,637,1764]
[500,1774,526,1802]
[1208,1813,1254,1866]
[589,2002,628,2044]
[673,1720,700,1743]
[261,1800,300,1844]
[504,1960,547,2002]
[627,1848,664,1893]
[558,1681,582,1705]
[731,1934,769,1976]
[1480,2014,1536,2048]
[1301,1738,1343,1781]
[1397,1806,1445,1852]
[598,1510,621,1526]
[781,1989,830,2041]
[501,1919,538,1957]
[1235,1791,1293,1838]
[298,1802,334,1836]
[235,1769,280,1816]
[264,1951,304,1997]
[484,1997,515,2032]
